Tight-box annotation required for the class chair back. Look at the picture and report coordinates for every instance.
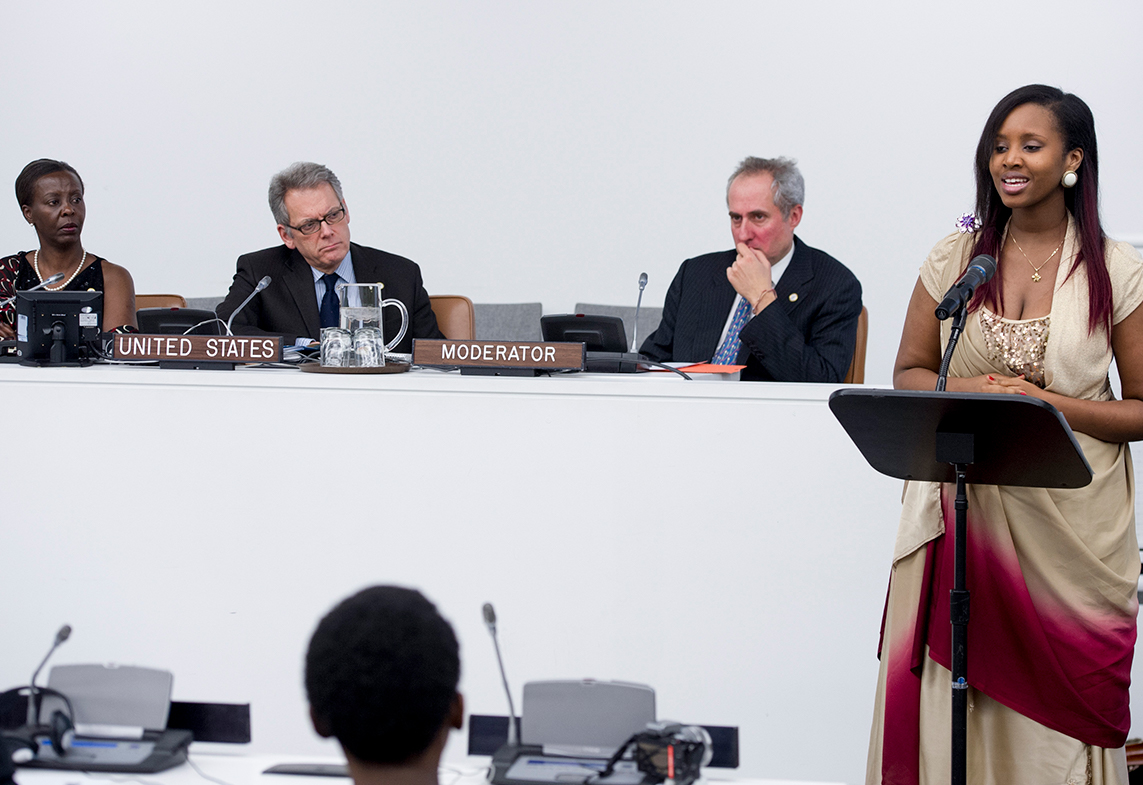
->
[186,296,225,314]
[430,295,475,340]
[136,294,187,310]
[843,306,869,384]
[474,302,543,341]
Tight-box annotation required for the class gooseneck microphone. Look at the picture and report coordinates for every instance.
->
[27,625,72,726]
[0,273,66,308]
[935,255,996,321]
[934,255,996,391]
[225,276,272,336]
[482,603,518,746]
[36,272,66,289]
[630,272,648,352]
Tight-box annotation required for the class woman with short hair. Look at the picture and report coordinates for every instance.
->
[0,159,136,340]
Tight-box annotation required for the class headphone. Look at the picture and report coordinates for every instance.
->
[47,707,76,756]
[600,721,713,785]
[0,686,75,764]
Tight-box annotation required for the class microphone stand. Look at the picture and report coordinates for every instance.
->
[26,625,71,728]
[225,277,271,336]
[27,649,57,726]
[588,273,649,373]
[630,273,647,352]
[490,635,517,747]
[482,604,518,746]
[935,303,968,392]
[933,299,970,785]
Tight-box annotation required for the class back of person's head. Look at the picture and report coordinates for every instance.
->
[305,585,461,765]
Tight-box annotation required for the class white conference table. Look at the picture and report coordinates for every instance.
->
[3,361,1136,785]
[12,751,845,785]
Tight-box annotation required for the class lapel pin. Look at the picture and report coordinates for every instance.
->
[788,293,799,302]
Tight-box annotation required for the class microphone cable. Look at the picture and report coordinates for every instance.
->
[185,754,239,785]
[181,318,229,336]
[636,359,692,379]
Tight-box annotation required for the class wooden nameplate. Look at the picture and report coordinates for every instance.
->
[113,334,282,368]
[413,339,584,375]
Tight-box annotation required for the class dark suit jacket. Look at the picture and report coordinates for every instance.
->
[640,236,862,382]
[216,242,443,352]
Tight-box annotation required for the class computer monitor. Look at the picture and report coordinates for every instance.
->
[540,314,628,352]
[16,290,103,367]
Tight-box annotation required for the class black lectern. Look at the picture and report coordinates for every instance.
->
[829,388,1092,785]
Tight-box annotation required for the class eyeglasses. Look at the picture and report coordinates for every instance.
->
[286,202,346,236]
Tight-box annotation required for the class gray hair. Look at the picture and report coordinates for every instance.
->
[726,156,804,219]
[268,162,345,229]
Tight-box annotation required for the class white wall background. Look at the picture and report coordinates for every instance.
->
[2,1,1141,387]
[2,3,1142,780]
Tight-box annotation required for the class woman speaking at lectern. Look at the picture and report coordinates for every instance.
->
[867,85,1143,784]
[0,159,136,339]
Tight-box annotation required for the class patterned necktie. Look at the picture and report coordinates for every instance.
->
[711,296,754,365]
[319,273,341,329]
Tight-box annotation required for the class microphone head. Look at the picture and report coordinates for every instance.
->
[256,275,272,292]
[969,254,997,281]
[638,273,648,290]
[44,272,65,285]
[56,624,72,644]
[482,602,496,630]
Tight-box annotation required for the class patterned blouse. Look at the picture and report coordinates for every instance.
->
[0,253,21,326]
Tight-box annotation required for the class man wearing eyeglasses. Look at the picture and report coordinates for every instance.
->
[217,161,443,348]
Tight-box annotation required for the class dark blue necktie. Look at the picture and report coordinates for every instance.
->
[319,273,341,329]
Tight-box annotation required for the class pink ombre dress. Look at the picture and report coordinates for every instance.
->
[867,217,1143,785]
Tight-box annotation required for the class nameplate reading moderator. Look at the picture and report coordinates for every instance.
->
[414,340,584,371]
[114,334,282,363]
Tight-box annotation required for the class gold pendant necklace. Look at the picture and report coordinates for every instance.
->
[1008,231,1063,283]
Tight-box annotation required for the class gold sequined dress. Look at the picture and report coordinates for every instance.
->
[977,309,1049,387]
[866,216,1143,785]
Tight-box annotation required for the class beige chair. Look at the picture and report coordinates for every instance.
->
[843,307,869,384]
[136,294,187,310]
[429,295,475,340]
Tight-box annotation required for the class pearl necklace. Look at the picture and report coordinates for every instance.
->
[33,249,88,291]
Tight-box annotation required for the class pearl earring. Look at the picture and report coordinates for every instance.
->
[1061,170,1078,188]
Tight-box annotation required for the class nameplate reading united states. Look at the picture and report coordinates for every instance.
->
[413,339,584,370]
[113,334,282,363]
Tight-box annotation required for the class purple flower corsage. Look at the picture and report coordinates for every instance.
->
[955,212,982,234]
